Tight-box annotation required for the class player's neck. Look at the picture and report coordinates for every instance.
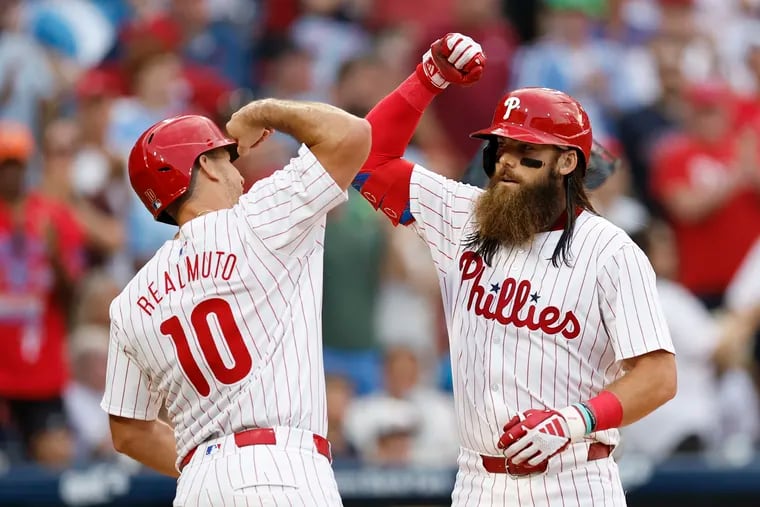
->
[544,192,567,231]
[175,199,224,228]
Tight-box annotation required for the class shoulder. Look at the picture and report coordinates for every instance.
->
[108,290,127,330]
[411,165,482,202]
[574,212,648,271]
[577,212,636,251]
[112,246,170,308]
[247,144,320,187]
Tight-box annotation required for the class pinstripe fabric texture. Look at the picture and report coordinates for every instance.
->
[101,145,346,505]
[173,427,341,506]
[407,166,674,506]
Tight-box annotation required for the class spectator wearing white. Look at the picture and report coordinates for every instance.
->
[345,345,459,467]
[623,220,757,461]
[587,140,650,235]
[347,397,420,467]
[726,237,760,324]
[63,325,115,461]
[724,236,760,444]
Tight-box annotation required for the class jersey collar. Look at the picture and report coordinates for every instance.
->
[549,207,584,231]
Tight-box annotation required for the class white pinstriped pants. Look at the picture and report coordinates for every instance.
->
[174,427,342,507]
[451,444,627,507]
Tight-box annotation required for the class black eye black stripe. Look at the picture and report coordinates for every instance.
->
[520,157,544,169]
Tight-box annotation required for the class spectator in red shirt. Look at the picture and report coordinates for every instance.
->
[0,122,84,467]
[651,81,760,307]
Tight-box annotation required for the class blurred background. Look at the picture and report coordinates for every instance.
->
[1,0,760,505]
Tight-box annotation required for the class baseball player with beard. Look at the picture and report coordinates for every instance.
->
[101,99,370,506]
[352,33,677,506]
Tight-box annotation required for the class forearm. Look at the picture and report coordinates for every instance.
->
[74,201,125,254]
[602,351,677,426]
[666,182,739,223]
[249,98,370,190]
[558,350,677,441]
[252,98,355,148]
[111,418,179,478]
[349,71,440,226]
[364,69,439,164]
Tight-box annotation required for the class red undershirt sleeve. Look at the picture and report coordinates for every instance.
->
[351,67,441,226]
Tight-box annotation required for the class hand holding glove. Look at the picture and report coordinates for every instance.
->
[497,406,589,474]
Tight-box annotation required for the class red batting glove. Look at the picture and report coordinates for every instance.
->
[498,407,587,471]
[416,33,486,92]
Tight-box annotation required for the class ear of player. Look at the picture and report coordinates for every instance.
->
[497,405,590,472]
[417,33,486,91]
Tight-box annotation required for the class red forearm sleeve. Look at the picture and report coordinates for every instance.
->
[363,67,439,166]
[352,69,440,226]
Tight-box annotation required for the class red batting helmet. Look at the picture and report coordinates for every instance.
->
[128,115,237,225]
[471,87,592,176]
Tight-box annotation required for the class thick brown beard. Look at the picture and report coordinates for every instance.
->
[472,168,564,249]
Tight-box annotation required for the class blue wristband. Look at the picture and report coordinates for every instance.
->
[573,402,595,434]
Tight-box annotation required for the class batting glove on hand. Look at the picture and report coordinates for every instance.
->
[498,406,588,471]
[417,33,486,91]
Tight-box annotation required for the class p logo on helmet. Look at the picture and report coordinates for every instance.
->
[502,97,521,121]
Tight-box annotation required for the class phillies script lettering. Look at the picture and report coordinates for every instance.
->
[459,251,580,339]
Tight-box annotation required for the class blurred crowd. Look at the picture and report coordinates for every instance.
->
[1,0,760,474]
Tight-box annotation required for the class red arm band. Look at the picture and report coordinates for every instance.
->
[586,390,624,431]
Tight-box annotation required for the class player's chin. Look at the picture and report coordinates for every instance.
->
[497,180,519,187]
[491,181,518,198]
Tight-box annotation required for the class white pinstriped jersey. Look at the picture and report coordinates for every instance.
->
[408,166,675,456]
[101,145,347,469]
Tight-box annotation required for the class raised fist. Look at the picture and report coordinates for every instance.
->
[417,33,486,91]
[226,100,275,157]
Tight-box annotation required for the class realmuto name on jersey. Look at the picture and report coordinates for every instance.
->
[458,251,580,339]
[136,251,238,316]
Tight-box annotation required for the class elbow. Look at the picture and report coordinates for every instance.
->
[657,356,678,405]
[331,117,372,178]
[111,430,132,455]
[109,416,137,455]
[348,117,372,167]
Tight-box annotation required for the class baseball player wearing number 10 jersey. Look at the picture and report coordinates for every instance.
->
[100,99,370,506]
[353,33,677,506]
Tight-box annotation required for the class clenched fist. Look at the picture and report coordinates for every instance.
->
[417,33,486,91]
[497,405,588,474]
[225,100,275,157]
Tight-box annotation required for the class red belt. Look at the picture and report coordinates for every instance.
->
[481,442,612,475]
[180,428,332,470]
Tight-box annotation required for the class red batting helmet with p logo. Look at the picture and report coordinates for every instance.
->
[128,115,238,225]
[471,88,593,177]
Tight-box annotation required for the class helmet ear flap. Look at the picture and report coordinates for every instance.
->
[482,139,497,177]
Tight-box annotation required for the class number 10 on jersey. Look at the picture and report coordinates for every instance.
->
[160,298,252,397]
